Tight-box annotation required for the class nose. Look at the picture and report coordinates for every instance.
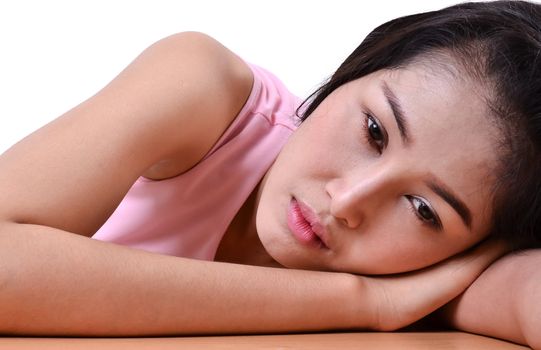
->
[325,169,391,230]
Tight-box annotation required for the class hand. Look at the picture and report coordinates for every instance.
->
[364,239,508,331]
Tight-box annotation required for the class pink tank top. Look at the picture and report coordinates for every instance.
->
[92,64,302,260]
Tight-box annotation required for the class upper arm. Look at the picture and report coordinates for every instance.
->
[438,250,541,348]
[0,31,253,236]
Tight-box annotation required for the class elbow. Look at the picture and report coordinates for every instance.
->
[519,286,541,349]
[523,326,541,350]
[0,225,20,334]
[515,251,541,349]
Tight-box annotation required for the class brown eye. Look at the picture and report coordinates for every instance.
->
[367,115,385,148]
[363,113,386,153]
[406,195,443,230]
[417,200,434,221]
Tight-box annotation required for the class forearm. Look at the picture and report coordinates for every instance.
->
[365,239,506,331]
[440,249,541,349]
[0,222,370,336]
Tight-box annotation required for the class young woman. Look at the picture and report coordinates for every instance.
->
[0,1,539,348]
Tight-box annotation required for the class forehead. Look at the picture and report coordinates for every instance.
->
[384,62,488,129]
[380,63,497,161]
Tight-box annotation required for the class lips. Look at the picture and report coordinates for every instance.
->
[287,197,330,249]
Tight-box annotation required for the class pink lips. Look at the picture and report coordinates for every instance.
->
[287,198,329,249]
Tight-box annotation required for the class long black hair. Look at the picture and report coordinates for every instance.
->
[297,1,541,250]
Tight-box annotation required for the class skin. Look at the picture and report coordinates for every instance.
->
[0,33,536,345]
[220,61,502,275]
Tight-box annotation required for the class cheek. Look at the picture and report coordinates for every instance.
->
[342,238,457,274]
[271,118,338,181]
[335,208,479,274]
[295,115,365,176]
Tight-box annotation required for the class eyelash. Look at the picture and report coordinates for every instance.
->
[406,195,443,230]
[361,112,385,154]
[361,112,442,231]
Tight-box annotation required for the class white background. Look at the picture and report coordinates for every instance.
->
[1,0,468,153]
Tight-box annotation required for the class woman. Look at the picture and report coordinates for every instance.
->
[0,1,539,347]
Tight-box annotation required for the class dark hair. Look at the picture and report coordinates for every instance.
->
[297,1,541,250]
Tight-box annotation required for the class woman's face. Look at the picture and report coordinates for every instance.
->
[255,62,500,274]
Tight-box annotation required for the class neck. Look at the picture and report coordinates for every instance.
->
[214,180,282,268]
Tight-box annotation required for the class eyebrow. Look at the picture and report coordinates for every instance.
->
[426,176,473,230]
[379,82,472,230]
[381,82,411,146]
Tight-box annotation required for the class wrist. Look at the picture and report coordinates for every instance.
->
[338,273,378,331]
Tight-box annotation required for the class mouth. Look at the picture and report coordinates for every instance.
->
[287,197,330,250]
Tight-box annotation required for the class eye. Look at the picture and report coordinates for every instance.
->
[362,112,387,153]
[406,195,443,230]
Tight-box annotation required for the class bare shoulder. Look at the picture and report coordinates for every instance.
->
[0,31,253,235]
[138,31,254,179]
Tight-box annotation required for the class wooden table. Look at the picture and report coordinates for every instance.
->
[0,332,530,349]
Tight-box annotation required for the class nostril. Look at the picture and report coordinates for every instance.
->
[332,203,363,229]
[324,183,334,199]
[326,177,364,229]
[343,216,361,230]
